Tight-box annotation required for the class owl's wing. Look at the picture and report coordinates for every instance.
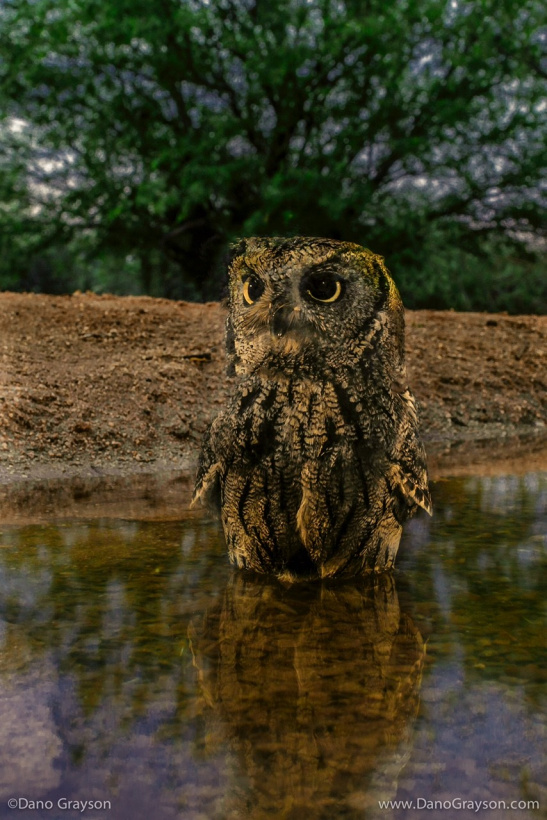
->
[191,432,223,510]
[389,390,433,517]
[390,460,432,517]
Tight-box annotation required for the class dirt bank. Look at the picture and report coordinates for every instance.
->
[0,292,545,504]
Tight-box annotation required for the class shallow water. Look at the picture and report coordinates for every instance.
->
[0,473,545,819]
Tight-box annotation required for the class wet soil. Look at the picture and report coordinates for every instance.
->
[0,291,545,519]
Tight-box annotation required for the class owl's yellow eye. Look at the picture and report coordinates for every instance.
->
[305,273,343,303]
[242,276,264,305]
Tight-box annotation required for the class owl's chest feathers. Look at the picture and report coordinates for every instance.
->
[211,370,405,573]
[220,366,400,471]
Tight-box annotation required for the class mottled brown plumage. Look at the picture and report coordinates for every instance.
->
[193,236,431,579]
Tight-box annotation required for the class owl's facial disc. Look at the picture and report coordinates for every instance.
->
[238,271,300,337]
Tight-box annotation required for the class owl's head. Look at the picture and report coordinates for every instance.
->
[226,237,405,380]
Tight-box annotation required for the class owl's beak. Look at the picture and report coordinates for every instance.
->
[271,305,301,337]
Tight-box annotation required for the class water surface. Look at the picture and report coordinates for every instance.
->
[0,472,544,819]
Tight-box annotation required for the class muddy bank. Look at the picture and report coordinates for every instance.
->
[0,429,546,525]
[0,292,545,517]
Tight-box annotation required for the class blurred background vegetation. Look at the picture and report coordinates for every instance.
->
[0,0,545,311]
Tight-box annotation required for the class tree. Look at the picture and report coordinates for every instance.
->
[0,0,545,304]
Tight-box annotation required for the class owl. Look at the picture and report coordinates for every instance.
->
[192,236,432,580]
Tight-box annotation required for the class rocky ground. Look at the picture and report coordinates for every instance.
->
[0,291,545,519]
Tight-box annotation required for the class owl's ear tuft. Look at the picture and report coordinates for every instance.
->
[227,238,248,267]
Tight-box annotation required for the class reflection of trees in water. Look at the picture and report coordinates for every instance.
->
[0,518,227,716]
[400,473,546,702]
[0,521,425,817]
[0,472,544,813]
[189,573,425,818]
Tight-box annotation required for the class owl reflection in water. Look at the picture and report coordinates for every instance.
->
[193,237,432,580]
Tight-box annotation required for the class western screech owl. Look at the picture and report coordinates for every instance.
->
[193,237,431,580]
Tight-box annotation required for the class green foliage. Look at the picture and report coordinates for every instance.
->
[386,222,547,313]
[0,0,545,309]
